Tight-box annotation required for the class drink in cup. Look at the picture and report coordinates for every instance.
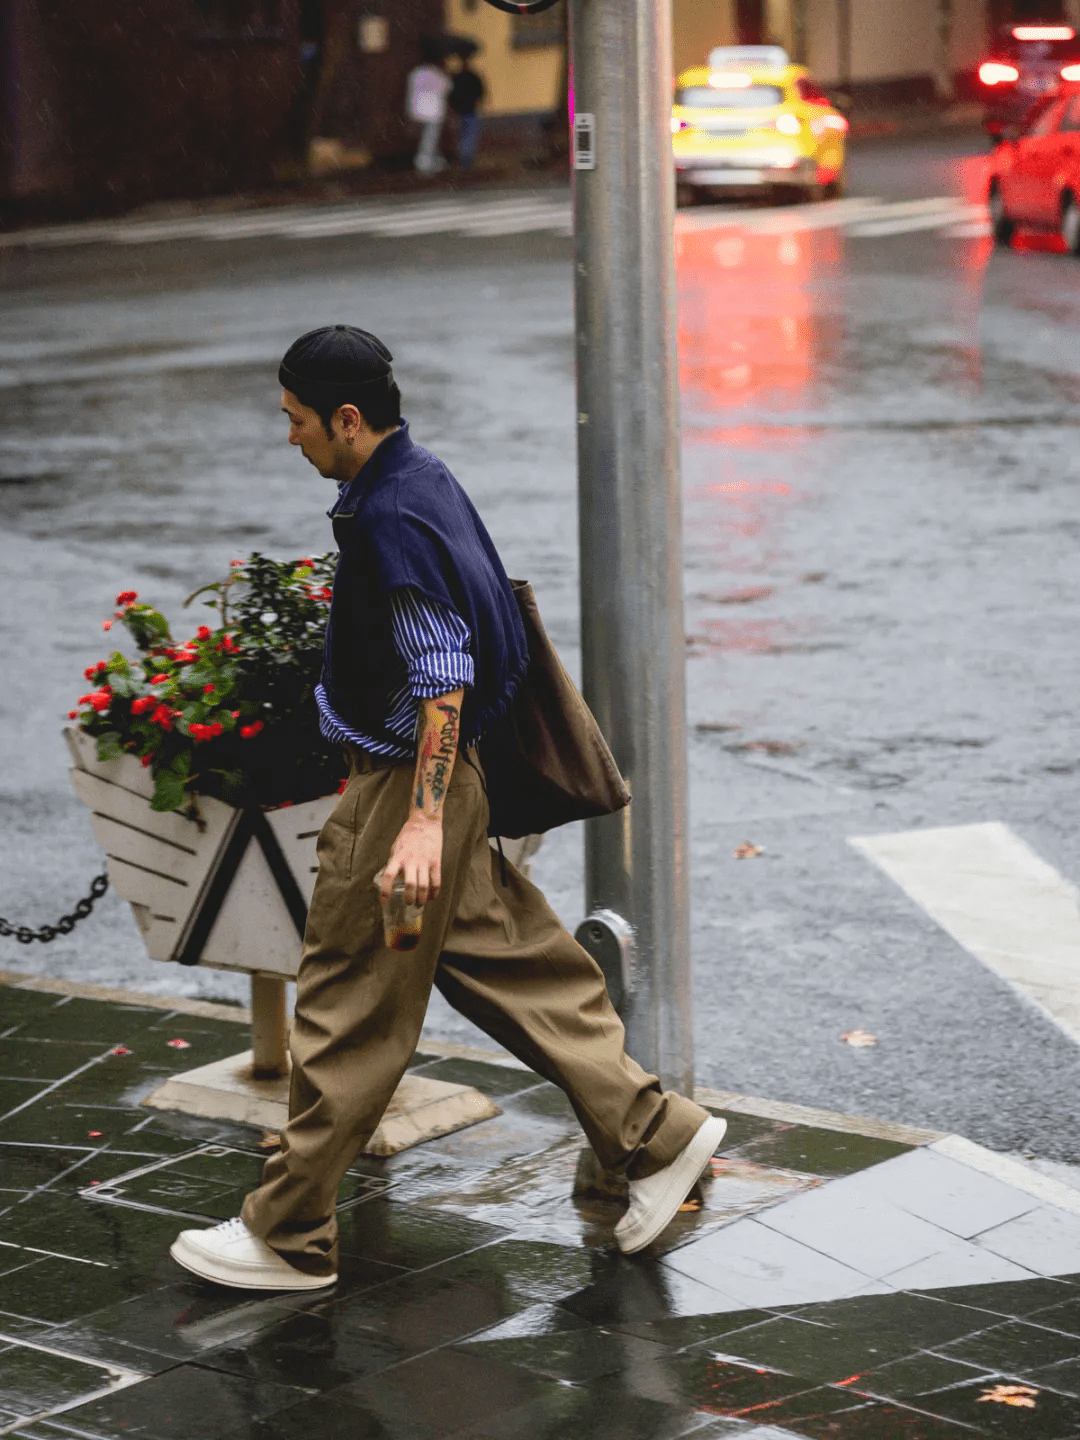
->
[373,869,424,951]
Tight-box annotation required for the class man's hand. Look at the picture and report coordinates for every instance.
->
[381,687,463,910]
[382,813,443,907]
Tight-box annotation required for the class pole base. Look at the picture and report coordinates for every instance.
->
[143,1050,501,1156]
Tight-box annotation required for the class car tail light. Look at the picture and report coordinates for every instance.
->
[979,61,1020,85]
[1012,24,1074,40]
[811,113,849,135]
[1062,63,1080,80]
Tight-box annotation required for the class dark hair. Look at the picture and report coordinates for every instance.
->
[294,377,402,438]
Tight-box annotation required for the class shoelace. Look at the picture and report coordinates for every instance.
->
[211,1216,248,1240]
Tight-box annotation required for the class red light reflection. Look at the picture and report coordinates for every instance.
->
[676,216,843,417]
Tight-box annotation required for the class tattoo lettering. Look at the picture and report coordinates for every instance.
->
[415,701,460,815]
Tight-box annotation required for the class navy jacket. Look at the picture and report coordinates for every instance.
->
[322,422,527,751]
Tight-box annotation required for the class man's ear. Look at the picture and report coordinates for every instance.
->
[337,403,364,439]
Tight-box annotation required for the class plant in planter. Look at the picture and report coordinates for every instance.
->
[66,554,347,990]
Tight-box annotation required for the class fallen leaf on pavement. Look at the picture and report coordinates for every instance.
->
[841,1030,878,1047]
[110,1046,132,1056]
[259,1131,281,1150]
[88,1130,102,1138]
[678,1197,703,1212]
[166,1038,191,1049]
[733,842,764,859]
[977,1385,1038,1408]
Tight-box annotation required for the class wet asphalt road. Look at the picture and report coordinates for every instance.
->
[5,129,1080,1161]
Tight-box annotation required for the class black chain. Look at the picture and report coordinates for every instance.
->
[0,873,109,944]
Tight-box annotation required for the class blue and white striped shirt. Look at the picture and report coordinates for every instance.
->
[316,586,474,759]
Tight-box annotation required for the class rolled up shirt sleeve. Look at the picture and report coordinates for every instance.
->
[389,586,475,698]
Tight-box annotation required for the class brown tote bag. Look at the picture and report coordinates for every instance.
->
[476,580,631,840]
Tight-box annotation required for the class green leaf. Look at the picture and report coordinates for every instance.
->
[150,751,192,813]
[95,731,124,763]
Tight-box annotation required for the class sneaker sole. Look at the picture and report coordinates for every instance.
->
[169,1235,337,1291]
[615,1114,728,1256]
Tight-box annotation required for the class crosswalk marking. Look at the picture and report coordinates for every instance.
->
[851,822,1080,1047]
[0,191,988,251]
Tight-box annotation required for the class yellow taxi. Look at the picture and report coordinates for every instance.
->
[672,46,848,203]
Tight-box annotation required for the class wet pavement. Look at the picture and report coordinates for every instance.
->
[5,128,1080,1166]
[7,977,1080,1437]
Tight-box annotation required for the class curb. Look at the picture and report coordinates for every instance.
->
[4,965,1077,1217]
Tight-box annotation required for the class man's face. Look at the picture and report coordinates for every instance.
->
[281,390,350,480]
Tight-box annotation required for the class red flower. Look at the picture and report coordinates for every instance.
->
[230,709,240,719]
[102,619,113,631]
[203,684,215,694]
[83,664,106,681]
[68,710,78,719]
[219,633,239,653]
[115,590,138,606]
[151,704,174,731]
[240,721,264,739]
[150,673,169,685]
[230,559,245,568]
[131,695,156,715]
[189,723,211,741]
[140,754,152,767]
[209,721,224,737]
[294,558,315,569]
[89,691,111,713]
[197,625,212,640]
[337,777,348,794]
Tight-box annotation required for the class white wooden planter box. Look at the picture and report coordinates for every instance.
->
[65,728,334,980]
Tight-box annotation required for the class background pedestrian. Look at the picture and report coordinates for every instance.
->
[448,56,486,171]
[406,51,451,175]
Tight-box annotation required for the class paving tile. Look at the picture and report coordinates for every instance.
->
[59,1362,310,1439]
[459,1301,590,1342]
[1025,1355,1080,1397]
[702,1112,786,1155]
[778,1398,976,1437]
[453,1325,672,1383]
[332,1345,548,1439]
[1025,1296,1080,1337]
[728,1125,912,1179]
[9,997,167,1045]
[0,1254,150,1325]
[0,1338,123,1417]
[911,1275,1078,1318]
[915,1374,1080,1436]
[936,1318,1080,1375]
[0,990,71,1028]
[0,1144,97,1192]
[195,1306,407,1390]
[0,1039,108,1082]
[336,1197,513,1271]
[660,1217,877,1309]
[851,1350,994,1401]
[786,1290,1001,1351]
[434,1368,700,1440]
[0,1192,185,1274]
[663,1350,827,1418]
[559,1255,747,1330]
[319,1240,594,1355]
[0,1102,150,1148]
[846,1147,1041,1239]
[882,1241,1038,1290]
[0,1080,51,1120]
[52,1280,316,1363]
[407,1057,542,1099]
[976,1206,1080,1276]
[586,1304,777,1351]
[754,1179,958,1280]
[696,1313,919,1381]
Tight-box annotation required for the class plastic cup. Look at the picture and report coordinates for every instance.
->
[373,869,424,952]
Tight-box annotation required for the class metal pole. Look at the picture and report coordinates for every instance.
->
[250,973,289,1079]
[568,0,694,1095]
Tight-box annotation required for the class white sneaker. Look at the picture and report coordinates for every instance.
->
[615,1115,728,1255]
[169,1216,337,1290]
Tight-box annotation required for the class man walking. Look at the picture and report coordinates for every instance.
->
[170,326,724,1290]
[448,56,485,170]
[406,53,450,174]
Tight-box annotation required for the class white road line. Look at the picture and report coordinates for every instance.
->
[846,202,985,237]
[945,219,993,238]
[850,822,1080,1046]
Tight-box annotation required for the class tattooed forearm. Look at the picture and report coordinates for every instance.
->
[412,691,462,819]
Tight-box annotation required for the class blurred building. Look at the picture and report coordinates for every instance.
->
[0,0,1070,215]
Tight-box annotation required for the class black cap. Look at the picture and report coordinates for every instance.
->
[279,324,394,401]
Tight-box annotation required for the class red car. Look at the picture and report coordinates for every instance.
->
[988,85,1080,251]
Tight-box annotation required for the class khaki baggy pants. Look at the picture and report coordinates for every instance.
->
[241,750,708,1275]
